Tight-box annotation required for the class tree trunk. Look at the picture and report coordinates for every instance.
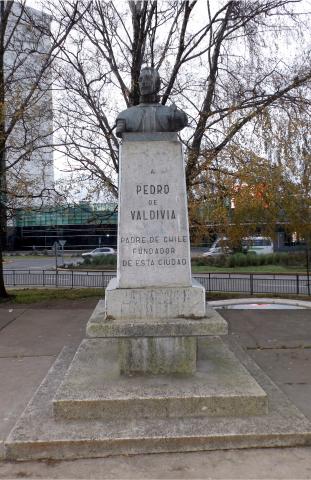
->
[0,1,9,299]
[0,227,8,298]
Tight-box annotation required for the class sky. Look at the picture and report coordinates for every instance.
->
[22,0,311,201]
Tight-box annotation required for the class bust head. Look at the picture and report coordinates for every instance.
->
[116,66,187,137]
[138,67,161,97]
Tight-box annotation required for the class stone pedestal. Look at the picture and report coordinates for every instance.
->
[104,278,206,320]
[105,133,212,377]
[87,287,228,376]
[117,132,191,289]
[118,337,197,375]
[52,337,268,421]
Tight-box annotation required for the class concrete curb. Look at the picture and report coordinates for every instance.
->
[207,298,311,309]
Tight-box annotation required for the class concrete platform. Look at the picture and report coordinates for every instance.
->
[53,337,267,420]
[87,300,228,337]
[5,337,311,461]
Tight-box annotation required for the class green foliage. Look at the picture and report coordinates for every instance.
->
[82,254,117,267]
[192,252,306,269]
[1,288,103,304]
[192,264,306,274]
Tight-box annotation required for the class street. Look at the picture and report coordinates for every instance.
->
[2,257,311,296]
[3,255,80,270]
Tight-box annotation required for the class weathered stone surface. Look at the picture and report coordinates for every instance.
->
[116,135,191,288]
[118,336,197,375]
[87,299,227,338]
[52,337,267,421]
[5,341,311,461]
[104,278,206,320]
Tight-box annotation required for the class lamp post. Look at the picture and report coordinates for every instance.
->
[53,241,59,269]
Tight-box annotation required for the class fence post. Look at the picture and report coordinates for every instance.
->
[56,269,58,288]
[250,274,254,295]
[102,271,104,287]
[43,270,45,287]
[13,270,16,287]
[296,274,299,295]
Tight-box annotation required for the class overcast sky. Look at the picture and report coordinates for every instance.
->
[22,0,311,200]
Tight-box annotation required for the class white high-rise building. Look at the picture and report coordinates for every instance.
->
[4,2,54,208]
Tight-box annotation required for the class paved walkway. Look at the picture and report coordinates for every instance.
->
[0,298,311,478]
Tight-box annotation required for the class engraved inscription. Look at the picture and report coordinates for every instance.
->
[130,209,176,220]
[117,139,191,287]
[121,180,189,269]
[136,184,169,195]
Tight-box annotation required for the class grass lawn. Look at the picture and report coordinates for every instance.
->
[0,287,309,305]
[1,288,103,304]
[72,264,307,274]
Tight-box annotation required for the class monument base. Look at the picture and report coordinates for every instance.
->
[5,338,311,461]
[103,278,206,320]
[52,337,267,420]
[87,286,227,375]
[86,298,228,338]
[118,336,197,375]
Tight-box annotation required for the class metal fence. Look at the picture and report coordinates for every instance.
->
[3,269,311,296]
[4,270,115,289]
[196,273,311,296]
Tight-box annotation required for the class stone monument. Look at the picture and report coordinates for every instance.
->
[86,66,228,376]
[5,68,311,461]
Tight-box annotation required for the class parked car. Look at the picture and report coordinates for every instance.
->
[202,236,274,257]
[81,247,116,258]
[242,237,274,255]
[202,237,232,257]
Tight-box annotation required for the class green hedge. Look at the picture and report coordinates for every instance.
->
[77,252,306,269]
[192,251,306,268]
[82,254,117,267]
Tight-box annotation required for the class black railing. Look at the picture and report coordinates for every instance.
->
[196,273,310,296]
[3,270,311,296]
[4,270,115,289]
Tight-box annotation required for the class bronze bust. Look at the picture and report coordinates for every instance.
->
[116,67,187,138]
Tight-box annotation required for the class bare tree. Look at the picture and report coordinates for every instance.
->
[52,0,310,211]
[0,0,82,298]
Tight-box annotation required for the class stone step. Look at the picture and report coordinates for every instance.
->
[5,342,311,461]
[86,299,228,338]
[52,337,267,421]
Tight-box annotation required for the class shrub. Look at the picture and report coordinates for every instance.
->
[82,256,92,266]
[91,254,117,267]
[187,250,306,270]
[228,253,244,268]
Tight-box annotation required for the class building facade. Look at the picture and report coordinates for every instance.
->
[5,2,54,210]
[11,203,117,250]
